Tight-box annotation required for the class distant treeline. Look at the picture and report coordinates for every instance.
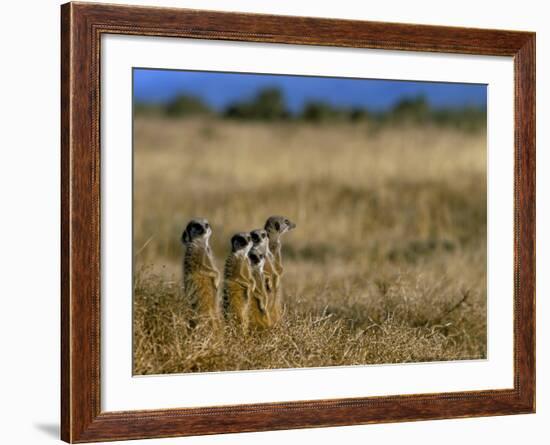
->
[134,87,486,130]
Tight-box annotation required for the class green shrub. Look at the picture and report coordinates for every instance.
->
[301,101,351,122]
[164,95,212,117]
[224,88,290,120]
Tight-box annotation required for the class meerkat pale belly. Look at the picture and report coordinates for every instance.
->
[250,228,281,324]
[263,254,278,294]
[223,255,254,327]
[248,249,272,330]
[183,247,219,320]
[181,218,220,325]
[222,233,255,329]
[263,251,282,323]
[264,216,296,325]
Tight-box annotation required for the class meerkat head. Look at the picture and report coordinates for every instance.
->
[264,216,296,243]
[250,229,269,253]
[230,232,253,256]
[181,218,212,246]
[248,248,265,271]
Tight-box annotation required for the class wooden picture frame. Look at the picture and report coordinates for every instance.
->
[61,2,535,442]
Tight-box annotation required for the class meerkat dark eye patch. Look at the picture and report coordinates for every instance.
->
[249,252,259,264]
[191,222,202,231]
[251,233,260,243]
[231,234,248,251]
[191,223,205,235]
[274,221,280,231]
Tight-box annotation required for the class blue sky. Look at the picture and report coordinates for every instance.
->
[133,68,486,112]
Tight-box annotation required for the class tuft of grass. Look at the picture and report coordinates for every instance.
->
[133,117,487,375]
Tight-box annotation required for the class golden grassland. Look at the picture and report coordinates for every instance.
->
[133,117,487,375]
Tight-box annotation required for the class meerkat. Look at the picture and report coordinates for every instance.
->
[181,218,221,326]
[264,216,296,324]
[222,232,255,330]
[247,248,272,330]
[250,229,280,296]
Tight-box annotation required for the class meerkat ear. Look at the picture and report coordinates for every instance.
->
[182,230,189,244]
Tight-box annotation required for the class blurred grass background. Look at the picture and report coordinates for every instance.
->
[133,82,487,375]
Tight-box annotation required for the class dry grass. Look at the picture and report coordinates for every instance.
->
[133,117,487,375]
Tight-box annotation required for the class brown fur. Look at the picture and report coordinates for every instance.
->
[183,243,220,325]
[264,216,295,325]
[222,252,255,330]
[248,260,272,330]
[264,250,282,324]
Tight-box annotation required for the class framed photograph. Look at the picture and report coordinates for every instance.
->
[61,2,535,442]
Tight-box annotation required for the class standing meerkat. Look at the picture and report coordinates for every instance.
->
[247,248,272,330]
[264,216,296,324]
[222,232,255,330]
[250,229,279,296]
[181,218,221,326]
